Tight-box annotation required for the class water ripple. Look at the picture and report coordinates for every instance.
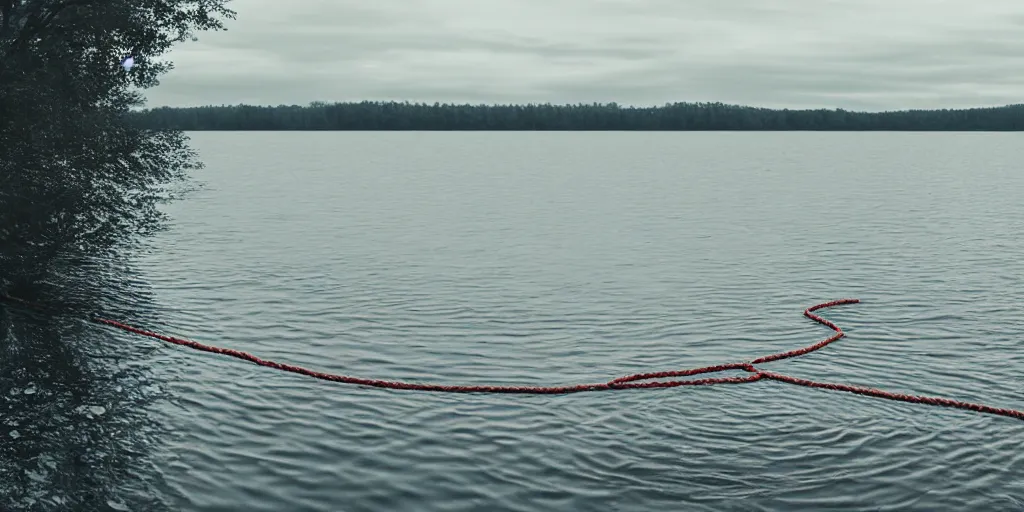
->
[8,132,1023,511]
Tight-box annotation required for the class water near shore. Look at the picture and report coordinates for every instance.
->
[3,132,1023,511]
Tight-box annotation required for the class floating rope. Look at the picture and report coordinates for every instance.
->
[2,295,1022,421]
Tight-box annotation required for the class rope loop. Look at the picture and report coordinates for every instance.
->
[2,294,1021,422]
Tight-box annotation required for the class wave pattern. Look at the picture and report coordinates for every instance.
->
[11,132,1024,511]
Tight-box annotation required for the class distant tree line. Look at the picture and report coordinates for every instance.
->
[130,101,1024,131]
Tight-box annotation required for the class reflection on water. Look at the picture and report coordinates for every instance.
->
[1,260,176,511]
[4,132,1024,511]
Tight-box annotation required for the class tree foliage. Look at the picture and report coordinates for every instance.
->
[0,0,234,283]
[132,101,1024,131]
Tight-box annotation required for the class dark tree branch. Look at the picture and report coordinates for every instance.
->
[1,0,232,286]
[0,0,96,67]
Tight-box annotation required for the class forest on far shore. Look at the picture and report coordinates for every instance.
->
[131,101,1024,131]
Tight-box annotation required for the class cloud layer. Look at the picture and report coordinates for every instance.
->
[144,0,1024,111]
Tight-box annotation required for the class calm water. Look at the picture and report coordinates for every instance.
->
[3,132,1024,511]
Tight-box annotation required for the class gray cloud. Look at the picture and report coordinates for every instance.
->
[144,0,1024,110]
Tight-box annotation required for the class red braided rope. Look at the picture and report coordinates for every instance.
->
[3,295,1023,421]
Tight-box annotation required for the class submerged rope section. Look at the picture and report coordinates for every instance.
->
[2,295,1022,421]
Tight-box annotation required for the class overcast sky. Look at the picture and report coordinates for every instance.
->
[144,0,1024,111]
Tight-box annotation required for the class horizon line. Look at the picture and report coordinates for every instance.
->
[136,101,1024,115]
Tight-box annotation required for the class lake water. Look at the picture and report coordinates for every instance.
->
[2,132,1024,511]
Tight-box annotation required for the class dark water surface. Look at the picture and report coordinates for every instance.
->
[3,132,1024,511]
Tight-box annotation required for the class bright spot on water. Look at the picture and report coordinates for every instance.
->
[107,499,130,511]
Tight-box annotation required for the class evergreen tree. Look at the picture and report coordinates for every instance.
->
[131,101,1024,131]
